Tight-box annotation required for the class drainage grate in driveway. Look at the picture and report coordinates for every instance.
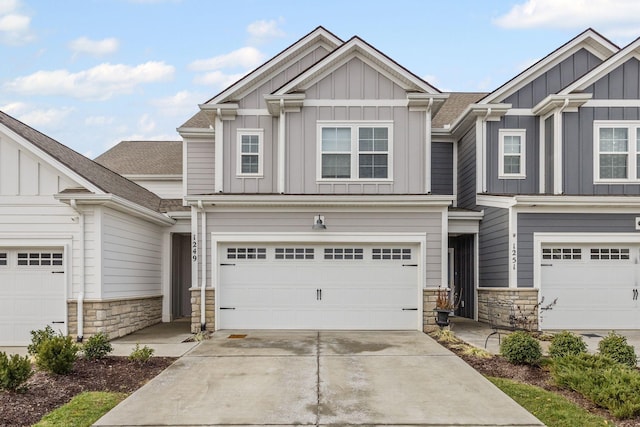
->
[228,334,247,339]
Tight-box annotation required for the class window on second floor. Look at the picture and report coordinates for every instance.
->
[594,121,640,183]
[236,129,263,177]
[317,122,393,181]
[498,129,526,179]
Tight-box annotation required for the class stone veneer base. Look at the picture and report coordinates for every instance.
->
[190,288,215,333]
[477,288,540,330]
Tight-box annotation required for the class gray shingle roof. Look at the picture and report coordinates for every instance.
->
[95,140,182,175]
[432,92,487,128]
[179,109,214,129]
[0,110,163,212]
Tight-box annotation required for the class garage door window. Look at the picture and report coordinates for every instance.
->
[0,253,6,266]
[590,248,630,260]
[372,248,411,260]
[275,248,314,260]
[542,248,581,260]
[17,252,63,266]
[227,248,266,260]
[324,248,363,260]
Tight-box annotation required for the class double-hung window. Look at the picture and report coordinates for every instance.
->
[594,121,640,183]
[318,121,392,181]
[236,129,263,177]
[498,129,526,179]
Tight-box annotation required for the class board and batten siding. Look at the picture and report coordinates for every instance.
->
[100,207,163,299]
[517,212,640,287]
[457,128,476,209]
[431,142,454,195]
[478,206,509,287]
[562,107,640,195]
[204,210,444,287]
[185,138,215,195]
[486,116,539,194]
[586,57,640,100]
[502,48,603,107]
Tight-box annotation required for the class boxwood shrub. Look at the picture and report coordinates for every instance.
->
[548,331,587,358]
[500,331,542,365]
[598,331,637,368]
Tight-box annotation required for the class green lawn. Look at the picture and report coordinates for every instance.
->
[34,391,127,427]
[487,376,613,427]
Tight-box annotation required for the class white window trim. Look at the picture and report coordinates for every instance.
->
[316,121,394,182]
[498,129,526,179]
[236,128,264,177]
[593,120,640,184]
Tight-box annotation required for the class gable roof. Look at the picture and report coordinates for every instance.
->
[205,26,343,106]
[432,92,487,128]
[0,110,163,212]
[480,28,618,104]
[559,35,640,94]
[272,35,440,95]
[95,140,182,175]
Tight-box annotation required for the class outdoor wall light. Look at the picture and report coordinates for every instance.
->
[312,214,327,230]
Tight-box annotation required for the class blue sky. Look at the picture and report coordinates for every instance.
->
[1,0,639,158]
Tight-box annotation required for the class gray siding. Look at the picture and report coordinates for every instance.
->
[563,107,640,195]
[431,142,453,195]
[478,206,509,287]
[517,212,640,286]
[544,116,554,194]
[186,138,215,195]
[457,128,476,209]
[503,48,602,107]
[587,58,640,99]
[486,116,539,194]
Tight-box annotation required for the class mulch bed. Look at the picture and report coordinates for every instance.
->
[0,356,175,427]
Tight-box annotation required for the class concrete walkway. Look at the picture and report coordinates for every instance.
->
[95,330,543,426]
[109,319,198,357]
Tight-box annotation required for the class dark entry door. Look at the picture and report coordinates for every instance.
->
[171,234,192,318]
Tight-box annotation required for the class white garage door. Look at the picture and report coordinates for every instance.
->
[0,249,66,345]
[540,244,639,330]
[218,244,420,330]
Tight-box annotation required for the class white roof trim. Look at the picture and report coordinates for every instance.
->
[479,193,640,208]
[480,29,618,104]
[185,194,453,207]
[205,27,342,105]
[272,37,440,96]
[560,38,640,94]
[0,122,103,195]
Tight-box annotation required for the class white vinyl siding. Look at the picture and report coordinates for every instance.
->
[317,121,393,182]
[498,129,526,179]
[594,121,640,183]
[236,129,263,177]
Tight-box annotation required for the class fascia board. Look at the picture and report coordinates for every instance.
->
[0,123,103,195]
[124,174,182,181]
[513,195,640,207]
[54,193,175,226]
[480,30,618,105]
[273,38,439,96]
[476,194,517,209]
[560,39,640,94]
[185,194,454,207]
[177,127,215,138]
[206,28,343,105]
[450,103,511,137]
[531,93,593,115]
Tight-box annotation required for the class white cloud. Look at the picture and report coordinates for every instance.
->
[0,0,19,15]
[0,0,33,44]
[193,70,246,88]
[138,113,156,133]
[151,90,204,117]
[247,18,285,44]
[4,61,175,100]
[84,115,115,126]
[1,100,28,114]
[494,0,640,40]
[17,107,73,127]
[189,47,265,71]
[69,37,119,57]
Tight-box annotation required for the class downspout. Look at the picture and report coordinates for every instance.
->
[198,200,207,331]
[70,199,84,342]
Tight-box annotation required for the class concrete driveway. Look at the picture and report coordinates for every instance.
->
[95,330,542,426]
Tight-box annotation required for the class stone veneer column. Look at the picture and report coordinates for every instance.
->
[422,288,440,331]
[190,288,215,333]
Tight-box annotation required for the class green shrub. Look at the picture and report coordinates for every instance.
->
[36,335,78,374]
[552,353,640,419]
[27,325,56,356]
[83,332,113,360]
[128,344,154,364]
[549,331,588,358]
[0,352,33,392]
[500,331,542,365]
[598,331,637,368]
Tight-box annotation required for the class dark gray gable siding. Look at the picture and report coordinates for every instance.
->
[486,116,539,194]
[517,212,640,287]
[503,48,603,108]
[587,57,640,99]
[478,206,509,287]
[431,142,453,195]
[544,116,554,194]
[563,107,640,195]
[457,128,476,209]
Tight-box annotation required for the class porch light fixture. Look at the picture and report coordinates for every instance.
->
[312,214,326,230]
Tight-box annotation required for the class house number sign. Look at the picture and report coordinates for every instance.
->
[511,243,517,270]
[192,234,198,262]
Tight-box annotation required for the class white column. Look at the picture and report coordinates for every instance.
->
[214,111,224,193]
[425,109,432,193]
[278,101,286,193]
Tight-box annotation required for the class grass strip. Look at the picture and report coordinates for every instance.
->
[34,391,127,427]
[487,376,613,427]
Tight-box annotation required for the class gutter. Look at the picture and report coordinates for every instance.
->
[70,199,84,343]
